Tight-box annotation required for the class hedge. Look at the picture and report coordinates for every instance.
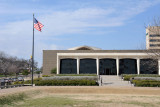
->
[35,80,98,86]
[122,74,160,81]
[14,79,98,86]
[132,80,160,87]
[42,76,98,81]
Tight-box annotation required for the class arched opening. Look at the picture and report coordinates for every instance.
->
[80,58,97,74]
[60,58,77,74]
[99,58,117,75]
[119,58,137,75]
[140,58,158,74]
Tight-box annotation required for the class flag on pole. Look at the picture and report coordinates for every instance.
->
[33,17,44,31]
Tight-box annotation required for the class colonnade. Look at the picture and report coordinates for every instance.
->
[57,57,160,75]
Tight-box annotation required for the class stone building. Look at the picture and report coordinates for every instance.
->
[43,46,160,75]
[43,27,160,75]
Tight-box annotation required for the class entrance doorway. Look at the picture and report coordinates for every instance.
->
[101,68,111,75]
[99,59,117,75]
[105,68,110,75]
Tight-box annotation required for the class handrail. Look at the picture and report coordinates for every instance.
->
[0,84,24,89]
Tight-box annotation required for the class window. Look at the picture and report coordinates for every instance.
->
[79,59,97,74]
[60,59,77,74]
[140,59,158,74]
[119,59,137,75]
[150,44,160,47]
[150,39,160,42]
[150,35,160,37]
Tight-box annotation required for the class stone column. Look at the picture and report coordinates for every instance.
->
[137,58,140,75]
[158,59,160,75]
[77,58,79,74]
[57,56,60,74]
[116,58,119,76]
[96,58,99,75]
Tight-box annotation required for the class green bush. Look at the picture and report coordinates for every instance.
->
[22,70,30,75]
[122,74,160,81]
[132,80,160,87]
[13,81,24,84]
[20,79,98,86]
[51,68,57,74]
[42,75,50,77]
[35,71,41,74]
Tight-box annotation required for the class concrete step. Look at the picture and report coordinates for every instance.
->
[99,75,132,87]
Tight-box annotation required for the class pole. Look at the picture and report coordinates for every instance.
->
[32,13,34,86]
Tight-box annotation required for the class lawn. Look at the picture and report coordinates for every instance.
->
[1,86,160,107]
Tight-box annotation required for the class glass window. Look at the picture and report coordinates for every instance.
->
[80,59,97,74]
[119,59,137,75]
[149,39,160,42]
[150,35,160,37]
[140,59,158,74]
[60,59,77,74]
[150,44,160,47]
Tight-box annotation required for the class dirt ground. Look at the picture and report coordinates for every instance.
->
[1,86,160,96]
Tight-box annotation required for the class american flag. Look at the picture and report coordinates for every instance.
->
[33,17,44,31]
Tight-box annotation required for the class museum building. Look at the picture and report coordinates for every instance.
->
[43,27,160,75]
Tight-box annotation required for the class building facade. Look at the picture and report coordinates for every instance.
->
[43,46,160,75]
[43,27,160,75]
[146,26,160,49]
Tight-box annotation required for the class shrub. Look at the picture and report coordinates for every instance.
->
[42,75,50,77]
[43,76,98,81]
[22,70,30,75]
[35,71,41,74]
[51,68,57,74]
[13,81,24,84]
[20,79,98,86]
[122,74,160,81]
[132,80,160,87]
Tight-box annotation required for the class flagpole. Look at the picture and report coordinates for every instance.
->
[32,13,34,86]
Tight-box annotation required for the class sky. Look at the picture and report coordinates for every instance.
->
[0,0,160,67]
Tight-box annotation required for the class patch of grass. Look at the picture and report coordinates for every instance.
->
[126,101,155,107]
[0,75,5,77]
[15,96,114,107]
[16,96,84,107]
[0,93,27,105]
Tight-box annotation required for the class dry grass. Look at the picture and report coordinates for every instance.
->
[0,86,160,107]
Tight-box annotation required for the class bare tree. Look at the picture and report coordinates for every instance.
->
[0,51,38,76]
[0,53,11,77]
[142,17,160,74]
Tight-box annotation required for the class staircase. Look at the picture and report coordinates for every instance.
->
[99,75,132,87]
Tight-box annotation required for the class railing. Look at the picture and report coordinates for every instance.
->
[0,84,24,89]
[98,75,102,86]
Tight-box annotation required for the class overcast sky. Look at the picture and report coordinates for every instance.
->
[0,0,160,67]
